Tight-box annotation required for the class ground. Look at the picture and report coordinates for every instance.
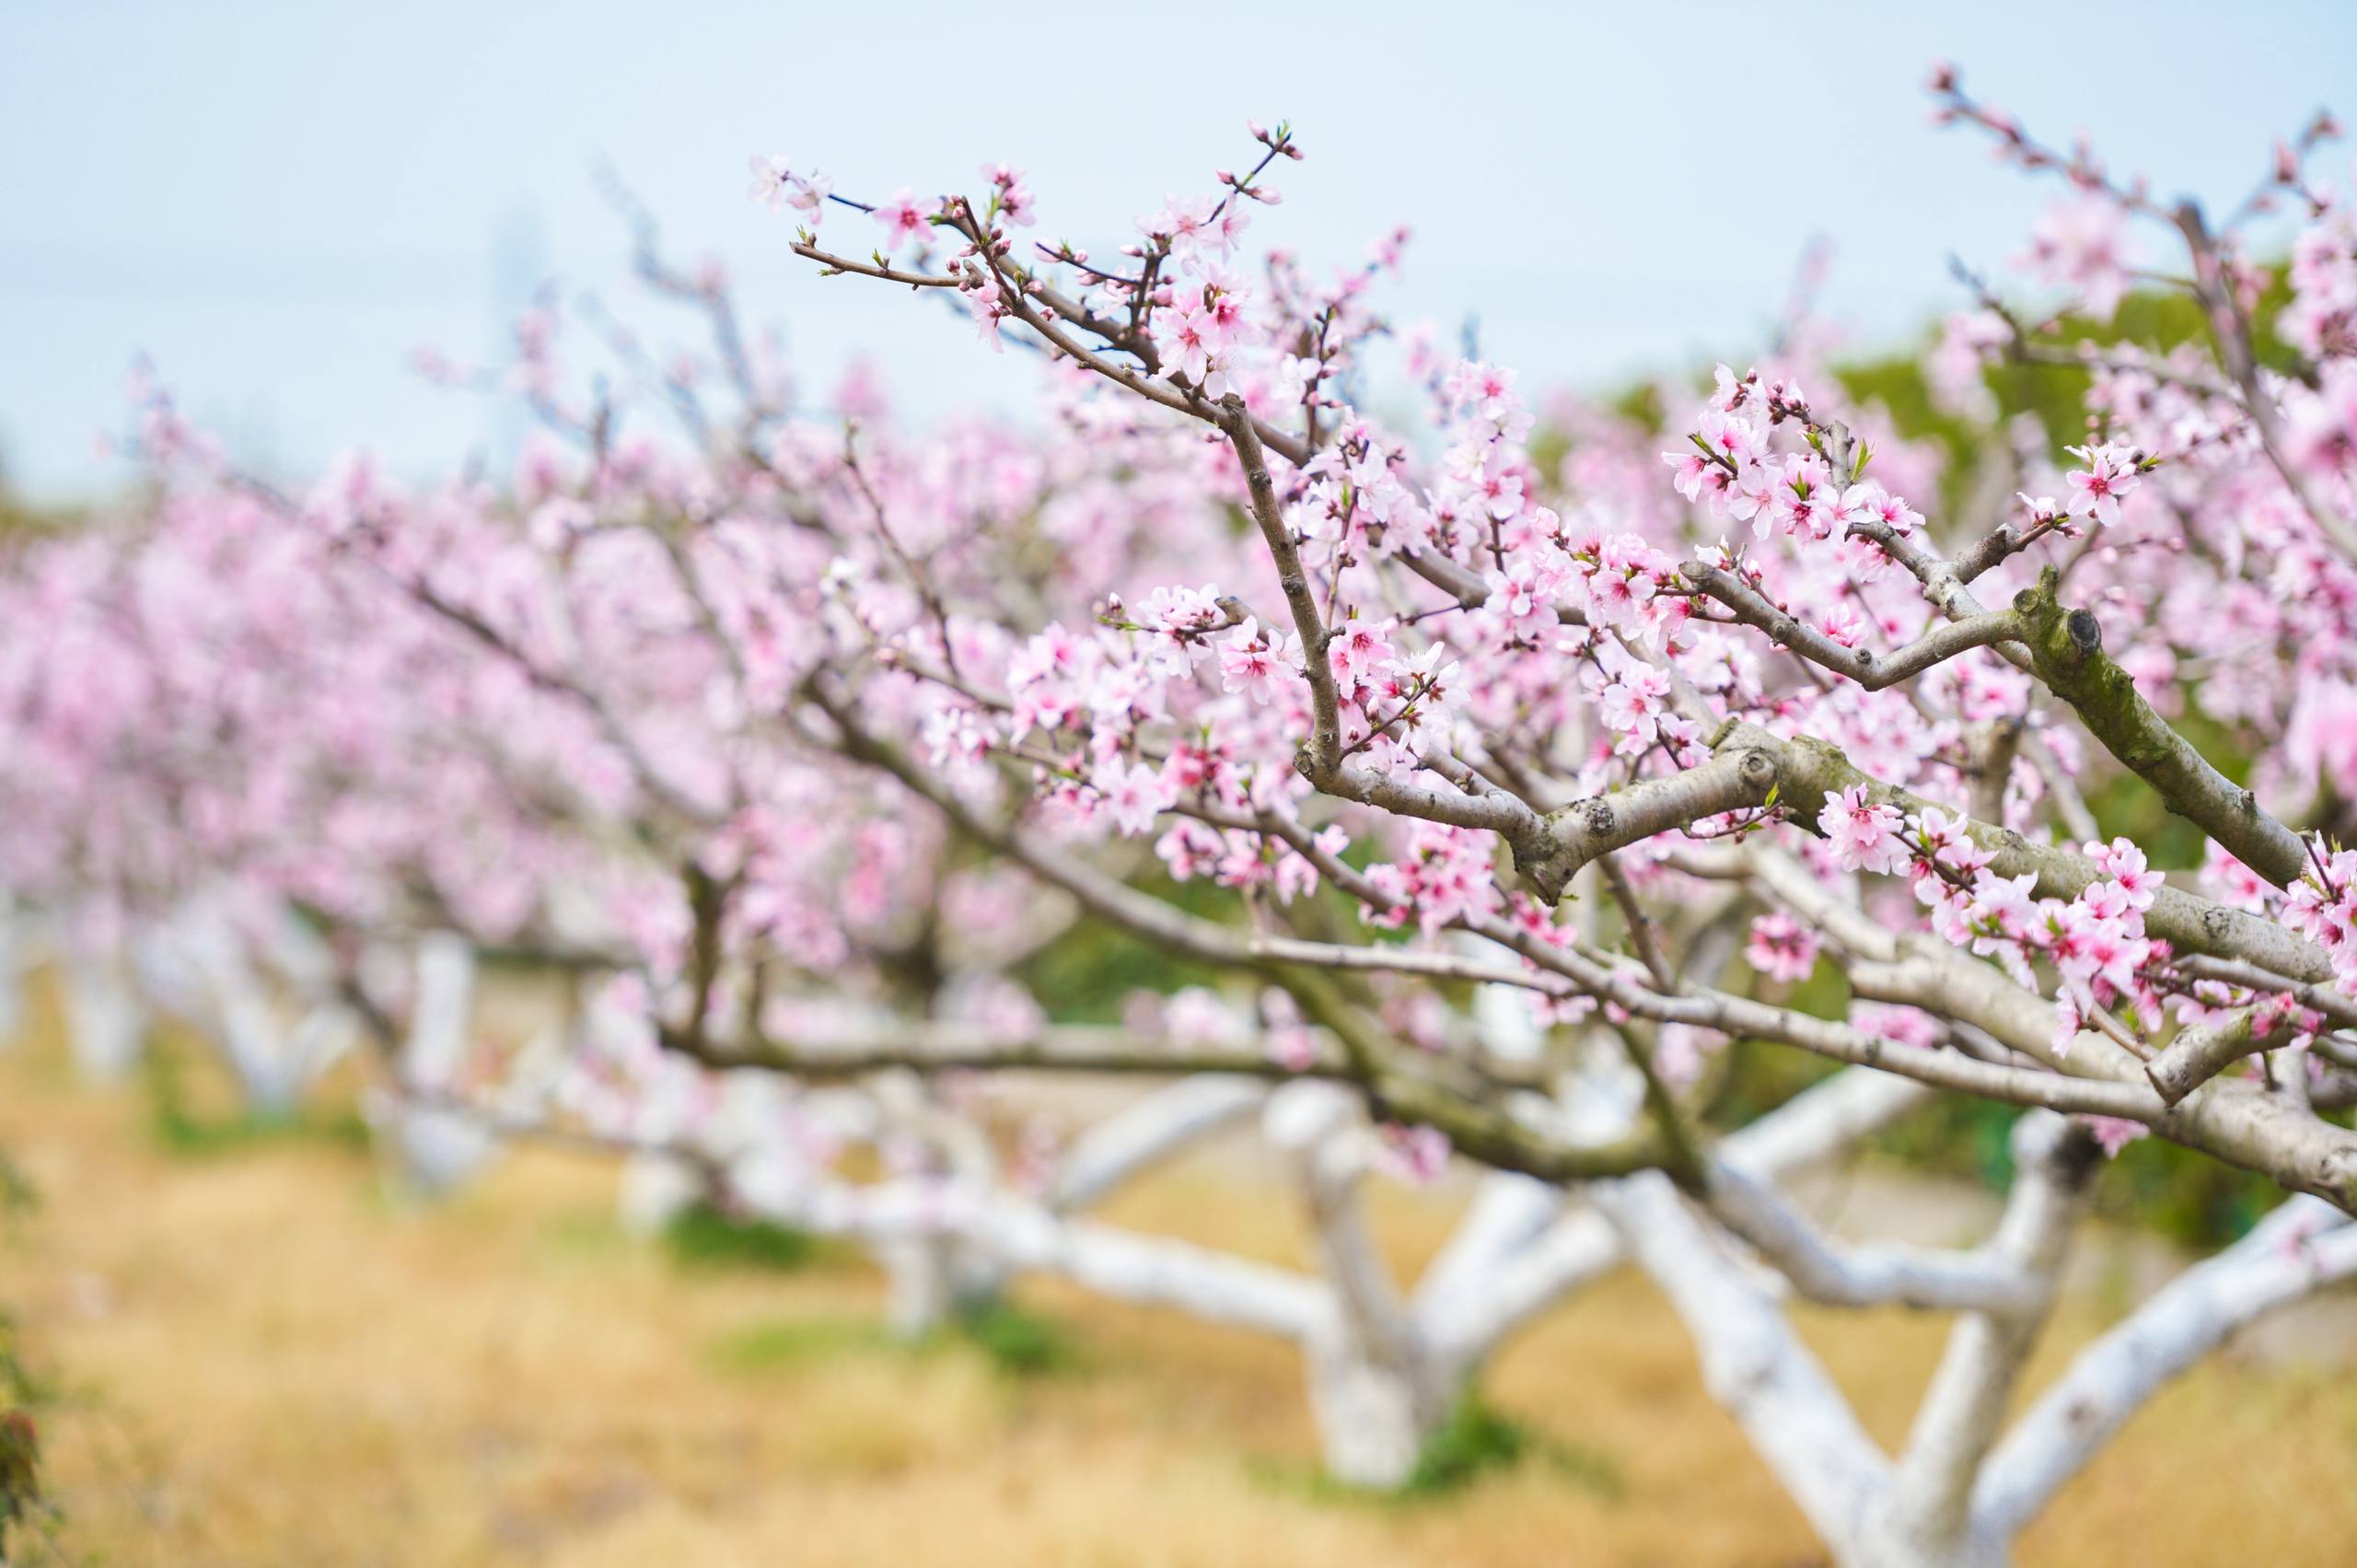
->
[1,981,2353,1566]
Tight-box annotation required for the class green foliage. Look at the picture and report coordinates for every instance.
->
[1254,1398,1622,1504]
[952,1300,1082,1379]
[703,1316,895,1374]
[1013,871,1238,1023]
[2097,1132,2292,1247]
[1399,1398,1527,1493]
[702,1301,1081,1381]
[1605,379,1666,435]
[141,1040,367,1158]
[1828,273,2290,519]
[1868,1094,2022,1192]
[661,1201,834,1273]
[0,1149,36,1218]
[1838,285,2191,434]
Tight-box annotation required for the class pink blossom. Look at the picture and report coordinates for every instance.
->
[1746,911,1821,983]
[1155,302,1218,390]
[1328,618,1398,680]
[747,154,795,212]
[2016,196,2134,319]
[871,188,933,250]
[1818,785,1910,877]
[981,162,1035,227]
[1376,1122,1451,1184]
[2080,1115,2151,1158]
[2063,442,2142,526]
[1217,618,1295,703]
[2084,836,2164,910]
[1095,761,1175,837]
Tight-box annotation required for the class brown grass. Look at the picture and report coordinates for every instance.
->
[0,979,2351,1566]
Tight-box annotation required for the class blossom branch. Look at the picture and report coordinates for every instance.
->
[1682,561,2026,691]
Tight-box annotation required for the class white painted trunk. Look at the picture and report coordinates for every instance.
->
[1849,1516,2010,1568]
[877,1233,998,1338]
[185,912,304,1115]
[374,935,501,1197]
[1304,1326,1447,1490]
[616,1151,704,1236]
[62,949,144,1083]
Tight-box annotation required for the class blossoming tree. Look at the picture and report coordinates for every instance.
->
[721,69,2357,1564]
[5,61,2357,1565]
[2,236,1841,1483]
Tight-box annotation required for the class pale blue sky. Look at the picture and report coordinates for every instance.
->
[3,0,2350,501]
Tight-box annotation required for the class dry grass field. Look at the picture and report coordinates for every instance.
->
[2,978,2354,1566]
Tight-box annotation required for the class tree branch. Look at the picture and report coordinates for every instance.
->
[2011,566,2307,886]
[1974,1198,2357,1536]
[1683,562,2025,691]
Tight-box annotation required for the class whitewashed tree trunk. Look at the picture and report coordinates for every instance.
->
[1303,1321,1440,1489]
[1858,1116,2099,1567]
[1971,1196,2357,1543]
[865,1074,1006,1337]
[617,1150,706,1236]
[737,1169,1326,1342]
[177,901,301,1115]
[123,892,359,1115]
[887,1075,1264,1338]
[377,934,502,1195]
[1269,1080,1454,1486]
[1597,1172,1893,1557]
[876,1229,1001,1336]
[1600,1088,2357,1568]
[62,945,144,1084]
[1047,1075,1263,1213]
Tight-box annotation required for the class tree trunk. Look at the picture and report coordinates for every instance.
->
[1848,1516,2009,1568]
[1303,1325,1449,1490]
[878,1233,998,1338]
[62,950,143,1084]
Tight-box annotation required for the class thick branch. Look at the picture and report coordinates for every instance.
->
[1974,1199,2357,1536]
[1737,721,2333,982]
[1429,1066,1933,1372]
[1515,744,1779,903]
[1047,1076,1267,1213]
[1845,936,2357,1213]
[1702,1158,2044,1315]
[2144,1006,2290,1107]
[2012,567,2306,886]
[1596,1175,1892,1545]
[1881,1114,2100,1558]
[776,1176,1332,1341]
